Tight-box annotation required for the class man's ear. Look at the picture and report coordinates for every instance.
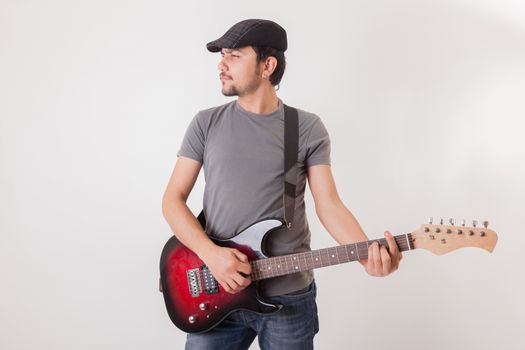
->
[262,56,277,79]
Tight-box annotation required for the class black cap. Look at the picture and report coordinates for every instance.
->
[206,19,287,52]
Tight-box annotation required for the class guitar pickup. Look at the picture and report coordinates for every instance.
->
[201,265,219,295]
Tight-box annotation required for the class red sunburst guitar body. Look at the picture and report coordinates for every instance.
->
[159,218,284,334]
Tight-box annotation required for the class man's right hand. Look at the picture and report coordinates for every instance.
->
[199,244,252,294]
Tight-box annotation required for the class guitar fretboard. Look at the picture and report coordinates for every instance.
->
[250,234,414,281]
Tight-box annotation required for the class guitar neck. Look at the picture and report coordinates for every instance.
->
[250,234,414,281]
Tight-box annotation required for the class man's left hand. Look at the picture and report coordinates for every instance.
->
[364,231,402,277]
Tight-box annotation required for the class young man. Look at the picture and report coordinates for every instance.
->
[162,19,402,350]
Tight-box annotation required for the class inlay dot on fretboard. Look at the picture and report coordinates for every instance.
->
[277,265,280,268]
[315,258,319,261]
[351,251,354,254]
[295,266,298,270]
[331,254,335,258]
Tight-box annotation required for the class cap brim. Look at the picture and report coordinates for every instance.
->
[206,38,232,52]
[206,42,221,52]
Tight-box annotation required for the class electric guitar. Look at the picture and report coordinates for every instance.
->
[159,217,497,334]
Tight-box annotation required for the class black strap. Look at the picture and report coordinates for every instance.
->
[283,104,299,229]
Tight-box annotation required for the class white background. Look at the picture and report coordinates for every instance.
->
[1,0,524,349]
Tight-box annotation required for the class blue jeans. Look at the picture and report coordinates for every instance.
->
[185,282,319,350]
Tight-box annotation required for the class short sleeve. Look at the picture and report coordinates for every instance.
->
[304,117,331,167]
[177,112,206,163]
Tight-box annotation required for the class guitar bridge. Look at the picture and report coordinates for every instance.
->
[187,268,202,297]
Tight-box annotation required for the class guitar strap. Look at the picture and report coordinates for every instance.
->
[283,104,299,230]
[195,103,299,231]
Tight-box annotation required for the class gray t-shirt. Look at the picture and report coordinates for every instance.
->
[177,98,331,296]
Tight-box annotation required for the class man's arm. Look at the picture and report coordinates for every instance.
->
[162,156,251,293]
[306,164,402,276]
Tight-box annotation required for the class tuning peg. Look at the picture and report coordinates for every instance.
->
[472,220,477,227]
[483,221,489,228]
[449,218,455,225]
[440,218,444,225]
[461,219,466,227]
[428,217,433,224]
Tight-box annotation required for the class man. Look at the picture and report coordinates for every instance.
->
[162,19,402,350]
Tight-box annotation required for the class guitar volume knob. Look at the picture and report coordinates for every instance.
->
[188,315,197,324]
[199,303,208,311]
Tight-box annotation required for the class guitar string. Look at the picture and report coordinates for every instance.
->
[249,235,413,280]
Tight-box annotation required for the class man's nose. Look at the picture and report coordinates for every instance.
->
[218,58,227,71]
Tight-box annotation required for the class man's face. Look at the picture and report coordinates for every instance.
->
[218,46,263,97]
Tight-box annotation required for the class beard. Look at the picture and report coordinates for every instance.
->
[221,78,261,97]
[221,85,240,97]
[221,67,262,97]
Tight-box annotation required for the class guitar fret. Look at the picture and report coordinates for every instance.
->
[318,250,324,267]
[408,233,415,250]
[312,250,319,268]
[320,249,327,267]
[337,246,346,263]
[325,248,331,266]
[344,244,351,261]
[258,261,265,279]
[325,248,332,266]
[316,250,323,267]
[291,254,298,272]
[289,254,296,273]
[342,244,350,262]
[358,241,370,259]
[305,252,312,270]
[284,255,290,273]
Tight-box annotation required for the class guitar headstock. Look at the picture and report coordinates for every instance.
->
[411,218,498,255]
